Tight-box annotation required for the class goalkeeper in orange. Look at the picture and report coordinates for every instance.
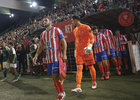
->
[71,16,97,93]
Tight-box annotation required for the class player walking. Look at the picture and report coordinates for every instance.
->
[33,17,67,100]
[98,25,121,75]
[71,16,97,93]
[92,26,110,80]
[8,42,20,82]
[114,29,128,70]
[1,41,10,82]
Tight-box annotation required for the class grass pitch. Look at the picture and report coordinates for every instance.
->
[0,69,140,100]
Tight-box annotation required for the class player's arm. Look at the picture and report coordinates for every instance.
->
[103,34,110,56]
[12,48,16,64]
[33,43,44,64]
[120,35,128,45]
[84,26,94,54]
[105,41,110,56]
[57,28,67,62]
[33,33,44,64]
[111,36,116,49]
[60,38,67,62]
[109,30,116,49]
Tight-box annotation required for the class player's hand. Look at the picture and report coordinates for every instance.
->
[33,56,37,65]
[107,51,110,56]
[120,43,123,45]
[62,54,67,62]
[84,44,93,54]
[12,61,14,64]
[7,59,9,63]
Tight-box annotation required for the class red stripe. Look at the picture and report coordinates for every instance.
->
[51,28,55,62]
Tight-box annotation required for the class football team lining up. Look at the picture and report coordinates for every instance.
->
[1,15,128,100]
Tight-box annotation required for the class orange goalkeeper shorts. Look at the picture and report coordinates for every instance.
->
[76,52,95,66]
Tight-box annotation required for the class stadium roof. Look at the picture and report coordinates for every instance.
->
[0,0,54,33]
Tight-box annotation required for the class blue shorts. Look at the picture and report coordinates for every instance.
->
[117,51,127,57]
[105,48,116,59]
[47,61,59,75]
[95,51,108,62]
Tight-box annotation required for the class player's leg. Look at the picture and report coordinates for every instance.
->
[122,51,128,69]
[71,54,83,93]
[102,60,109,80]
[1,62,8,81]
[10,64,20,82]
[101,51,109,79]
[111,57,121,75]
[117,51,122,71]
[97,62,105,80]
[107,60,111,75]
[84,52,97,89]
[51,61,66,100]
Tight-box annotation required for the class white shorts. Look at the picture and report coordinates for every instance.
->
[3,62,10,69]
[10,63,17,68]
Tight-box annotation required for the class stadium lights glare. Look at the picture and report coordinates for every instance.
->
[32,2,37,7]
[30,5,33,8]
[11,14,14,17]
[9,15,11,18]
[54,6,56,9]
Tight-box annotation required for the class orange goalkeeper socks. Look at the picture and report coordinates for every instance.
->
[88,65,96,84]
[76,65,83,88]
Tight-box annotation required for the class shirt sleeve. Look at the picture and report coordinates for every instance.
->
[108,30,113,37]
[12,48,16,54]
[5,46,10,51]
[87,26,94,43]
[122,35,128,44]
[102,34,107,42]
[34,44,37,49]
[57,28,64,40]
[40,32,44,44]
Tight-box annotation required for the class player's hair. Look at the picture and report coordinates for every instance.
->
[72,15,80,21]
[92,26,98,30]
[31,39,35,44]
[98,24,104,29]
[115,29,120,31]
[44,17,52,21]
[8,42,13,46]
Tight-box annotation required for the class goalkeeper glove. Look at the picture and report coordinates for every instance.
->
[84,44,93,54]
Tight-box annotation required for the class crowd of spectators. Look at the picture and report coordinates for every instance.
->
[0,0,139,75]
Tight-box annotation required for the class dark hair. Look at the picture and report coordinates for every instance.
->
[44,17,52,21]
[72,15,80,21]
[92,26,98,30]
[9,42,13,46]
[115,29,120,31]
[31,40,35,44]
[98,24,104,29]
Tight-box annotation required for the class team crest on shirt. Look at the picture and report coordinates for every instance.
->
[81,30,84,33]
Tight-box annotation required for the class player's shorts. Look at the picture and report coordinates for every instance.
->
[117,51,127,57]
[105,48,116,59]
[10,63,17,68]
[76,52,95,66]
[47,61,59,75]
[95,51,108,62]
[3,62,10,69]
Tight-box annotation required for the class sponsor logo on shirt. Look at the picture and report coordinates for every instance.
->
[81,30,84,33]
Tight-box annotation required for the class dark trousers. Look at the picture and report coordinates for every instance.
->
[19,59,25,73]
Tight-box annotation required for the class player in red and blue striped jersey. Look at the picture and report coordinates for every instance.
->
[33,17,67,100]
[92,26,110,80]
[114,29,128,70]
[99,25,121,76]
